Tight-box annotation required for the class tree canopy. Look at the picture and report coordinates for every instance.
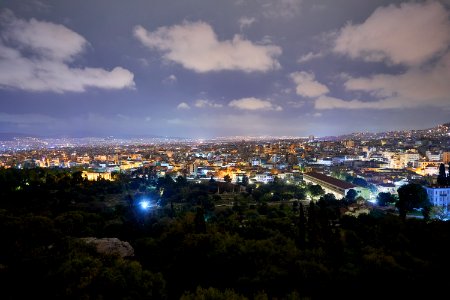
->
[396,183,430,220]
[0,167,449,299]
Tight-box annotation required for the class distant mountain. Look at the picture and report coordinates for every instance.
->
[0,132,40,141]
[1,122,448,142]
[0,132,186,141]
[332,121,450,141]
[317,136,338,141]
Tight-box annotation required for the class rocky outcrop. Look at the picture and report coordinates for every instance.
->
[81,237,134,258]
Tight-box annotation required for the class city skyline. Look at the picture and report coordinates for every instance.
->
[1,0,450,138]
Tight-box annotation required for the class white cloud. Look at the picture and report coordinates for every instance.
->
[336,52,450,109]
[177,102,190,109]
[314,96,390,110]
[323,2,450,111]
[134,21,281,73]
[0,11,135,92]
[229,97,282,111]
[162,74,177,84]
[290,71,329,98]
[297,51,323,63]
[238,17,256,30]
[333,1,450,66]
[195,99,223,108]
[261,0,303,19]
[315,52,450,110]
[287,100,305,108]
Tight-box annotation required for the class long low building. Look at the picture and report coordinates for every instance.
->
[303,171,369,200]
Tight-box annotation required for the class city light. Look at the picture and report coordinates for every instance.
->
[139,200,151,210]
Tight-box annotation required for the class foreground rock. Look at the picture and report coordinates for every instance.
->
[80,237,134,258]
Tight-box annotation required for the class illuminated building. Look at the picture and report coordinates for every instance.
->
[82,170,113,181]
[425,186,450,213]
[426,151,442,161]
[443,152,450,164]
[303,172,369,199]
[253,173,274,184]
[343,140,355,148]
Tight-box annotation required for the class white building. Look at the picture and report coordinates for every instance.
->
[377,183,397,194]
[253,173,274,184]
[426,151,442,161]
[425,186,450,213]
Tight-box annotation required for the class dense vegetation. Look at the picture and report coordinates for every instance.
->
[0,167,449,299]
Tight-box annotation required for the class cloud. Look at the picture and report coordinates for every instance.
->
[315,52,450,110]
[261,0,303,19]
[287,100,305,108]
[162,74,177,84]
[297,51,323,63]
[336,52,450,109]
[314,96,390,110]
[333,1,450,66]
[229,97,282,111]
[290,71,329,97]
[0,11,135,92]
[325,2,450,111]
[116,114,130,120]
[177,102,190,109]
[195,99,223,108]
[167,118,183,124]
[134,21,281,73]
[238,17,256,30]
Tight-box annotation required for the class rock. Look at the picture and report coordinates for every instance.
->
[81,237,134,258]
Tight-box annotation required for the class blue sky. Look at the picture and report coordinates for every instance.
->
[1,0,450,138]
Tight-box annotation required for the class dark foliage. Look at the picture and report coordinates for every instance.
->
[0,168,449,299]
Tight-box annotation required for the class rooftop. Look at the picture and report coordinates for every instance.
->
[304,172,357,190]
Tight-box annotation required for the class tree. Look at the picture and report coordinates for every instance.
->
[376,192,397,206]
[180,286,247,300]
[430,206,449,220]
[345,174,354,183]
[297,203,306,248]
[308,184,325,200]
[223,174,232,183]
[437,163,446,186]
[448,162,450,185]
[293,187,306,200]
[396,183,430,220]
[320,193,337,203]
[194,207,206,233]
[352,177,368,187]
[346,189,357,202]
[241,174,249,186]
[307,201,319,246]
[176,175,188,186]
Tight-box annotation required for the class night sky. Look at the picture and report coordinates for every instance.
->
[1,0,450,138]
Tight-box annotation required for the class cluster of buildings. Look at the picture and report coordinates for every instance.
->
[1,123,450,212]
